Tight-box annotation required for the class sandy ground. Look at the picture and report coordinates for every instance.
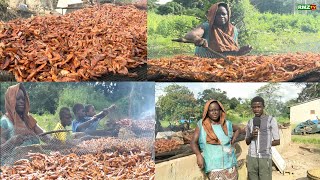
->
[272,143,320,180]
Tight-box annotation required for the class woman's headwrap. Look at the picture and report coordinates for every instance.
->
[202,99,228,145]
[4,83,37,135]
[207,2,239,52]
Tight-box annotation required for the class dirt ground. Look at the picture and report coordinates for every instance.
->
[272,142,320,180]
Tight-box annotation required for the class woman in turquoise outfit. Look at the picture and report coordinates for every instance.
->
[191,99,240,180]
[0,84,45,154]
[184,2,252,58]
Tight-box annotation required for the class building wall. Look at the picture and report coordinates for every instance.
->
[290,99,320,124]
[155,128,291,180]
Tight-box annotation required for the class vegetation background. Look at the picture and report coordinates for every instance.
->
[148,0,320,59]
[0,82,155,131]
[155,83,320,129]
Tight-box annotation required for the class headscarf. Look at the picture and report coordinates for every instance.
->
[202,99,228,145]
[4,83,37,135]
[207,2,239,52]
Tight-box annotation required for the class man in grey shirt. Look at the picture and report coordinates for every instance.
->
[245,96,280,180]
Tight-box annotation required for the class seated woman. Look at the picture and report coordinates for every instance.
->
[191,99,240,180]
[184,2,252,58]
[0,83,46,151]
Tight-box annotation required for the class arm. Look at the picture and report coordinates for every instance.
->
[246,134,254,145]
[231,124,240,144]
[233,27,252,55]
[75,119,97,132]
[190,127,204,169]
[76,104,116,132]
[34,124,44,134]
[245,122,251,145]
[185,25,205,42]
[184,25,208,47]
[94,104,117,120]
[190,127,201,156]
[0,135,24,151]
[271,117,280,146]
[245,122,257,145]
[1,127,24,151]
[34,124,52,143]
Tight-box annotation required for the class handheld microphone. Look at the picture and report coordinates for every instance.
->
[253,117,261,154]
[253,117,261,133]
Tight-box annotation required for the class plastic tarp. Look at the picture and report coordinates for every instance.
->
[292,120,320,135]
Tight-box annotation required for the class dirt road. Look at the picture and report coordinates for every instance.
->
[272,143,320,180]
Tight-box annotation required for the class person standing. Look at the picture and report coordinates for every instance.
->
[245,96,280,180]
[191,99,240,180]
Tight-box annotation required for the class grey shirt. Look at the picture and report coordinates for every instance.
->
[245,115,280,159]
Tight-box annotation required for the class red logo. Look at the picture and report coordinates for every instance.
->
[310,4,317,10]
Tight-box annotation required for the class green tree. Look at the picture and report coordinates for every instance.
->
[24,83,66,114]
[198,88,230,109]
[156,84,197,123]
[229,97,240,109]
[157,2,185,15]
[280,98,297,118]
[234,99,252,119]
[297,83,320,102]
[256,83,284,117]
[250,0,320,14]
[147,0,158,10]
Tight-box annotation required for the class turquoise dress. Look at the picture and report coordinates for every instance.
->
[197,119,237,173]
[195,22,239,58]
[0,115,40,146]
[1,115,40,166]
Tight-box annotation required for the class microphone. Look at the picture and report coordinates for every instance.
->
[253,117,261,130]
[253,117,261,154]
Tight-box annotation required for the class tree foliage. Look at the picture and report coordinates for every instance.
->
[297,83,320,102]
[256,83,284,117]
[156,83,301,126]
[157,2,185,15]
[0,82,154,120]
[156,84,199,123]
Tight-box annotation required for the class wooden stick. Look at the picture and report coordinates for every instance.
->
[172,38,232,64]
[38,130,72,137]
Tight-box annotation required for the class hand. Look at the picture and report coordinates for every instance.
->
[252,128,258,139]
[11,134,25,145]
[194,38,208,48]
[196,154,204,169]
[237,45,252,56]
[103,104,117,113]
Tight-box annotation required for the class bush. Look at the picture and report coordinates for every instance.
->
[148,12,200,58]
[148,0,320,57]
[56,86,110,116]
[32,113,58,132]
[157,2,185,15]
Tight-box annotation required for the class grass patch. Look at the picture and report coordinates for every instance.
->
[32,113,58,132]
[292,134,320,147]
[160,120,170,128]
[277,117,290,124]
[148,8,320,59]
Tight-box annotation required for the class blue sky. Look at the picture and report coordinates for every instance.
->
[155,83,305,102]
